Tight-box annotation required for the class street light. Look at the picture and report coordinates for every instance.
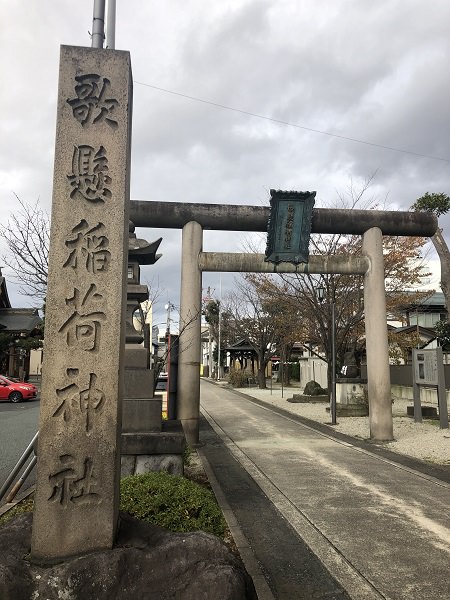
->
[316,284,337,425]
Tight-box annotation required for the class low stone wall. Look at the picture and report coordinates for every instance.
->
[391,384,450,404]
[287,394,329,403]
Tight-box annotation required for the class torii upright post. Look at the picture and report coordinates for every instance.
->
[362,227,393,441]
[178,221,203,445]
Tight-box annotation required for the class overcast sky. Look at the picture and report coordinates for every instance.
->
[1,1,449,329]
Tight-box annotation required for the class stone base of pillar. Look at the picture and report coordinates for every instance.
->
[180,418,200,447]
[326,404,369,417]
[120,422,186,478]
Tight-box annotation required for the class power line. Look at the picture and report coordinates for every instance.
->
[135,80,450,164]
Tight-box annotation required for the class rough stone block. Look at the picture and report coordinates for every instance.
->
[326,404,369,417]
[1,513,258,599]
[120,455,136,477]
[124,347,149,369]
[407,405,438,418]
[122,397,162,432]
[135,454,184,476]
[124,368,154,398]
[121,431,186,455]
[287,394,329,403]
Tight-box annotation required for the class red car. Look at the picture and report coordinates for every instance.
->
[0,376,38,403]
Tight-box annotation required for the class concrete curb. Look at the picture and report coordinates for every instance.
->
[197,447,276,600]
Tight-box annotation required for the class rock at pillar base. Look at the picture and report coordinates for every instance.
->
[134,454,183,475]
[0,513,257,600]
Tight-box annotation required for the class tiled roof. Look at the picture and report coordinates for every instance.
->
[0,308,42,333]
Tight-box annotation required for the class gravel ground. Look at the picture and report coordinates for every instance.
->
[232,385,450,465]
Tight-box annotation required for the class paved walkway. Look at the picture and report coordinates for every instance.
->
[199,380,450,600]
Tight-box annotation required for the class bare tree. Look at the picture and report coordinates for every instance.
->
[0,195,49,299]
[278,230,430,391]
[225,274,305,388]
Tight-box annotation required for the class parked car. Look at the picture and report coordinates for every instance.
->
[0,376,38,403]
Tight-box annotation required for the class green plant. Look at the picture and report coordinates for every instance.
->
[227,369,253,387]
[289,362,300,381]
[183,445,194,466]
[0,498,34,526]
[1,472,227,539]
[435,320,450,351]
[120,472,227,537]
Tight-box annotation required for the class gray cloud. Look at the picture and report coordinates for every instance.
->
[1,0,449,315]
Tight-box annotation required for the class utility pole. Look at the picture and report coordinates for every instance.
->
[217,277,222,380]
[203,286,215,377]
[91,0,106,48]
[106,0,116,49]
[165,302,174,338]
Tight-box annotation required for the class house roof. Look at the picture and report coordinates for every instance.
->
[224,338,258,358]
[0,308,42,334]
[390,324,436,338]
[0,269,11,309]
[404,291,446,311]
[225,338,254,351]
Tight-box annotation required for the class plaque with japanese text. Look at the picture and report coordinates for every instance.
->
[265,189,316,264]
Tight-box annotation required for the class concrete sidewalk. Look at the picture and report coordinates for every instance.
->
[199,380,450,600]
[228,380,450,465]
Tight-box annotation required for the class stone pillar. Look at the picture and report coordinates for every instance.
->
[178,221,203,445]
[31,46,132,561]
[362,227,393,441]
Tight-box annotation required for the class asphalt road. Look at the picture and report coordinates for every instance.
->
[200,380,450,600]
[0,397,40,504]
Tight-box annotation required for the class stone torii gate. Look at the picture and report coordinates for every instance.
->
[129,200,437,446]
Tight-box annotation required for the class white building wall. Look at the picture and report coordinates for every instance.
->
[299,358,328,389]
[29,348,43,377]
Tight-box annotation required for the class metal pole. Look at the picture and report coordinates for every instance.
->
[165,302,171,338]
[0,432,38,502]
[5,456,37,503]
[92,0,106,48]
[106,0,116,49]
[217,300,221,380]
[217,277,222,380]
[331,302,337,425]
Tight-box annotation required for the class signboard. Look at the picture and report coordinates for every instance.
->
[265,189,316,264]
[413,349,439,386]
[412,347,448,429]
